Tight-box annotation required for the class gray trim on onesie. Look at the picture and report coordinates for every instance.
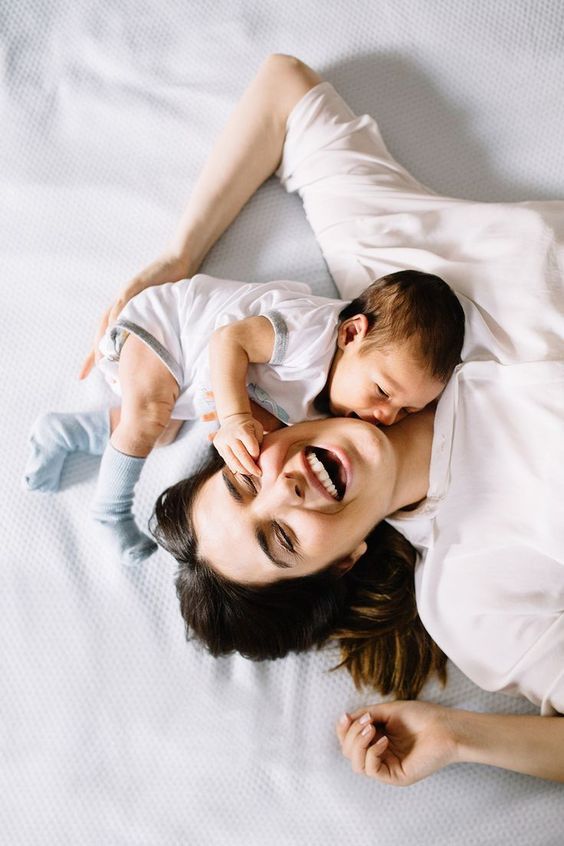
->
[264,310,289,365]
[112,320,183,386]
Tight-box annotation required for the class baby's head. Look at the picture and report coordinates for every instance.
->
[327,270,465,425]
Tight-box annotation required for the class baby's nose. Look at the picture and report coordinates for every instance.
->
[375,407,397,426]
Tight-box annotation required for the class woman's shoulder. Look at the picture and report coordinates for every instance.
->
[416,543,564,714]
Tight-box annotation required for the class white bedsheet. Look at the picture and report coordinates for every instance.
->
[2,2,564,844]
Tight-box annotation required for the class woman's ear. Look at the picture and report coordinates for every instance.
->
[337,314,369,349]
[331,541,368,576]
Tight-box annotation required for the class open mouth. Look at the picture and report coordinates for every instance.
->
[304,446,347,501]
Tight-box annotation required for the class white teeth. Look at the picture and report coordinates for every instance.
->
[307,451,338,498]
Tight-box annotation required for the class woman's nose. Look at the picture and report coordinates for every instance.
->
[282,473,304,501]
[256,472,303,511]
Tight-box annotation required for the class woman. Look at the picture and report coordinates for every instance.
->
[152,411,448,703]
[81,55,564,784]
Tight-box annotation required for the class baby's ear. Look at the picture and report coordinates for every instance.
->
[337,314,369,348]
[331,541,368,576]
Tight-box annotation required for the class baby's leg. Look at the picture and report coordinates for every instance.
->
[91,334,179,565]
[109,412,184,447]
[155,418,184,447]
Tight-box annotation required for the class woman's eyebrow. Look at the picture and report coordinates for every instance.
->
[256,527,293,569]
[222,470,243,502]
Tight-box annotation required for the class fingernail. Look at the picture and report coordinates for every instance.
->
[361,725,373,737]
[339,713,350,726]
[375,736,387,747]
[359,713,371,725]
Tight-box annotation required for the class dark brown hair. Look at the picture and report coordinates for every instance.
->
[339,269,465,382]
[151,452,446,699]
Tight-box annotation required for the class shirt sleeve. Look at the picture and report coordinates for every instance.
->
[276,82,432,224]
[275,82,437,301]
[261,296,343,373]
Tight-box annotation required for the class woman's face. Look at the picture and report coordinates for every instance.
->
[193,418,395,585]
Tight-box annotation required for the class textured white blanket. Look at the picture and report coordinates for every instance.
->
[2,2,564,844]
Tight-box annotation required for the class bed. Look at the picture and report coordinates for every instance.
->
[2,1,564,843]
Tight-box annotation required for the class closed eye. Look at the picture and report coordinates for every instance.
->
[375,384,389,399]
[221,470,302,568]
[272,521,295,554]
[241,474,258,494]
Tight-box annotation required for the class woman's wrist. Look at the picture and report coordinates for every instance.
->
[121,253,189,301]
[445,708,525,769]
[447,709,564,781]
[442,708,479,765]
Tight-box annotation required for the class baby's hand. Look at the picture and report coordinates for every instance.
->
[212,413,263,476]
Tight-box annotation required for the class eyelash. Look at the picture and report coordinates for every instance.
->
[241,474,257,494]
[375,384,389,399]
[273,522,294,554]
[241,475,294,555]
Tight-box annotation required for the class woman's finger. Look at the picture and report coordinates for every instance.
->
[78,350,95,380]
[341,713,373,759]
[364,737,391,781]
[350,722,376,774]
[336,713,352,745]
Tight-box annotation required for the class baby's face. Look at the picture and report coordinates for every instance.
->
[327,335,445,426]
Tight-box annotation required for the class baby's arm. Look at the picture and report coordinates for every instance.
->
[210,316,275,476]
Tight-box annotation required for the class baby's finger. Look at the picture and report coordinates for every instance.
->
[230,440,261,476]
[239,428,261,458]
[238,434,262,475]
[201,411,218,422]
[223,445,250,476]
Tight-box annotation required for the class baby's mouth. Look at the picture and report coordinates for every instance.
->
[304,446,347,501]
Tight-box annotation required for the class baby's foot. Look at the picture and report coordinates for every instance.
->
[24,411,109,492]
[91,444,156,566]
[94,515,157,566]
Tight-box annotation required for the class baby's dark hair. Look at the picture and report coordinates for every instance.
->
[338,270,465,382]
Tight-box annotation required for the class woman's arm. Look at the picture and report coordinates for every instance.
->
[337,701,564,785]
[79,54,321,379]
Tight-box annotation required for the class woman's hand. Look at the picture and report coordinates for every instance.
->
[78,252,189,380]
[336,700,459,786]
[212,413,264,476]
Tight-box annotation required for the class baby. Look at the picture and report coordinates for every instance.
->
[24,270,464,563]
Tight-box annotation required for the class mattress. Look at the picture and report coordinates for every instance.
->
[2,1,564,843]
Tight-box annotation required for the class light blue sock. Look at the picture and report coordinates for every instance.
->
[24,410,110,492]
[91,444,157,566]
